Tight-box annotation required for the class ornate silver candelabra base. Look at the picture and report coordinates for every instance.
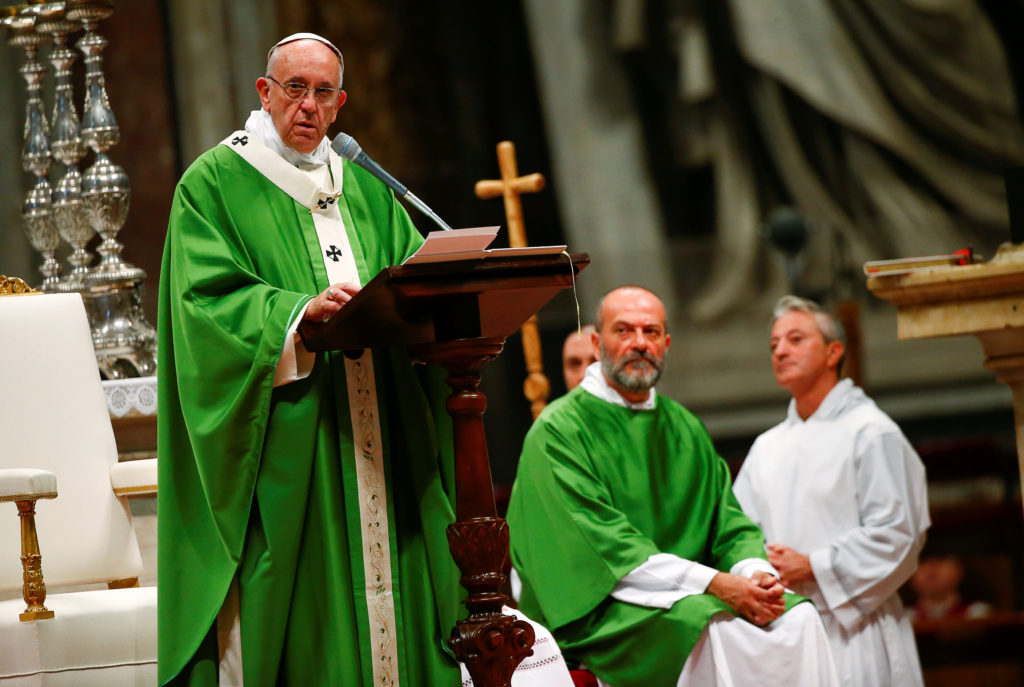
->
[84,282,157,379]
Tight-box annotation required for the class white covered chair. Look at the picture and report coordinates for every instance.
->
[0,292,157,685]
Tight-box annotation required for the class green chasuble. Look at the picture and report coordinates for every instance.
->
[507,386,802,687]
[157,141,462,686]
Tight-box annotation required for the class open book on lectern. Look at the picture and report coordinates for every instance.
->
[401,226,566,265]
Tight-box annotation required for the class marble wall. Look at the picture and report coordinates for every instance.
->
[521,0,1014,443]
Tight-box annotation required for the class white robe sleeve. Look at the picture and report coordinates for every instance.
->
[732,464,757,522]
[731,557,779,580]
[611,552,777,609]
[273,302,316,387]
[809,429,929,630]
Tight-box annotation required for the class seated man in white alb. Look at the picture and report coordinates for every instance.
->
[507,286,839,687]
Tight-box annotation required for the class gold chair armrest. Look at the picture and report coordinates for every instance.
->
[0,468,58,622]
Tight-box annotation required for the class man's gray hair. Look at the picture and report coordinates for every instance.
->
[267,36,344,88]
[772,295,845,347]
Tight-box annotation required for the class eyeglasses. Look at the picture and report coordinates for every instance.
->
[265,76,341,106]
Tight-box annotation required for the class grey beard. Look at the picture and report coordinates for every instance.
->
[600,347,665,392]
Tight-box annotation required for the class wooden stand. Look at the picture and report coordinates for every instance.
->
[476,141,551,419]
[300,252,589,687]
[867,243,1024,522]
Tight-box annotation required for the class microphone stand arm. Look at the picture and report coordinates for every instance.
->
[404,191,454,232]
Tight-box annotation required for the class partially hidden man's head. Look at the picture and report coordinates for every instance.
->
[563,324,597,391]
[256,33,347,154]
[593,286,670,399]
[769,295,845,397]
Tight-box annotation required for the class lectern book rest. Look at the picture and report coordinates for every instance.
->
[298,251,588,352]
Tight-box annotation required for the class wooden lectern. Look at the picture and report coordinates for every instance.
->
[300,252,589,687]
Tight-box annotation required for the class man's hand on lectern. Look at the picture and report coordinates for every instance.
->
[305,282,360,324]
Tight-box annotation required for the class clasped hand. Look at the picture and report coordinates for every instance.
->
[707,570,785,627]
[766,543,814,588]
[304,282,360,323]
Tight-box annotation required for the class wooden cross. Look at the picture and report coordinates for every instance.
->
[475,141,550,419]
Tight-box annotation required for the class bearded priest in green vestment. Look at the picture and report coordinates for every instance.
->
[158,33,462,686]
[507,286,840,687]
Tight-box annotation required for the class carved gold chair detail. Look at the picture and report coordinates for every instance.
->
[0,275,40,295]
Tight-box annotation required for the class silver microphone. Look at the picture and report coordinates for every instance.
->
[331,132,453,232]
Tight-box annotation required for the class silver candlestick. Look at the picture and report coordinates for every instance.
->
[68,0,137,285]
[36,2,92,293]
[5,10,61,291]
[66,0,156,378]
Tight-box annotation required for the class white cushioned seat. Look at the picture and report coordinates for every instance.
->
[0,470,57,501]
[0,587,157,686]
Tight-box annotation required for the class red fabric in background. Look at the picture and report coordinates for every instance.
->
[569,669,598,687]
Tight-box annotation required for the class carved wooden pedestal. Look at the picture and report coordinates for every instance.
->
[300,253,589,687]
[415,339,536,687]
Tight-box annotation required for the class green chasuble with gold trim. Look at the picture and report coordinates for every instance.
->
[157,142,461,686]
[507,386,802,687]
